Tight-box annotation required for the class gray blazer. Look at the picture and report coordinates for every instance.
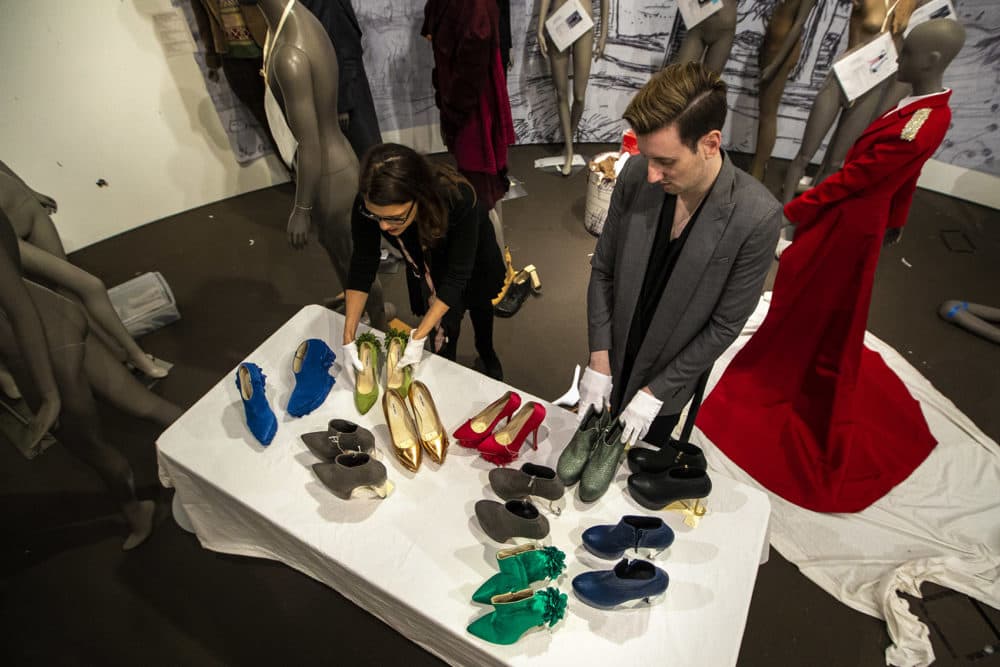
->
[587,153,783,416]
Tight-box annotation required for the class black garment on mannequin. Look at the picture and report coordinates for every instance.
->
[297,0,383,157]
[497,0,512,70]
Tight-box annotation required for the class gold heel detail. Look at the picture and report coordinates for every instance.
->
[664,497,708,528]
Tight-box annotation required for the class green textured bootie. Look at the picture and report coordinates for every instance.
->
[472,544,566,604]
[556,405,612,485]
[467,587,567,645]
[579,419,626,503]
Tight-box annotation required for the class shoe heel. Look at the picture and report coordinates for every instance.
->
[531,427,539,450]
[547,495,566,516]
[641,591,666,606]
[523,264,542,292]
[628,546,667,560]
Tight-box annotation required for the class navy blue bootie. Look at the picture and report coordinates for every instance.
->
[572,558,669,609]
[236,362,277,446]
[582,515,674,559]
[287,339,336,418]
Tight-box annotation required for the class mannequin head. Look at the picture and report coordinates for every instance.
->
[625,63,727,195]
[359,143,467,246]
[896,18,966,90]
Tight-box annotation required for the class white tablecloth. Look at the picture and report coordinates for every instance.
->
[157,305,770,667]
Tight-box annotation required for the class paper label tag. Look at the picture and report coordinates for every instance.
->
[677,0,724,30]
[544,0,595,52]
[833,32,899,103]
[904,0,957,36]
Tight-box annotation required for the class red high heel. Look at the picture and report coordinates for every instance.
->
[454,391,522,448]
[477,402,547,466]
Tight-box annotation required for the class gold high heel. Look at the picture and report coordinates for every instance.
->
[408,380,449,464]
[382,390,422,472]
[521,264,542,292]
[491,246,519,306]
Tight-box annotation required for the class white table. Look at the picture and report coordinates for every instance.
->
[157,306,771,667]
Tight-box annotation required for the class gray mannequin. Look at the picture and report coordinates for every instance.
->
[672,0,738,75]
[750,0,818,181]
[252,0,388,331]
[537,0,609,176]
[0,211,184,549]
[781,0,917,203]
[0,161,168,380]
[939,301,1000,346]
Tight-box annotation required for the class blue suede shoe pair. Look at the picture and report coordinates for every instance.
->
[236,339,336,446]
[571,515,673,609]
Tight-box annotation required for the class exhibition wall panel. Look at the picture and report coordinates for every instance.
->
[0,0,288,252]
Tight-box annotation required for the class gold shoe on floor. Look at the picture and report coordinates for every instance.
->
[382,390,422,472]
[491,246,518,306]
[408,380,449,465]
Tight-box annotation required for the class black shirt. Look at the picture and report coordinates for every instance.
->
[346,182,504,315]
[613,192,705,413]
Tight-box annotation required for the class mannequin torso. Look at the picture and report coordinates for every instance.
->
[673,0,738,74]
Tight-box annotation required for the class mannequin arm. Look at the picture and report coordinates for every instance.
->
[0,160,57,214]
[595,0,609,59]
[761,0,817,82]
[537,0,552,58]
[272,45,323,248]
[0,249,60,445]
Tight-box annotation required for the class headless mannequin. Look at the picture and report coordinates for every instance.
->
[750,0,818,181]
[0,162,168,380]
[254,0,388,331]
[0,214,181,549]
[939,301,1000,345]
[673,0,738,75]
[538,0,609,176]
[781,0,917,203]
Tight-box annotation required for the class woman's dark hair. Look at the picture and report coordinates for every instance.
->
[358,143,472,248]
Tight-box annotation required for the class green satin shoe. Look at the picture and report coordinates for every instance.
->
[467,587,567,645]
[354,332,381,415]
[556,405,613,485]
[472,544,566,604]
[384,327,413,398]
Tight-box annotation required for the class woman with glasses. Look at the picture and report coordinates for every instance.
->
[342,143,505,380]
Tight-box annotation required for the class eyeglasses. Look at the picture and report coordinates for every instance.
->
[360,200,414,226]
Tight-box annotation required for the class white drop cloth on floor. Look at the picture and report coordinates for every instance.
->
[691,294,1000,667]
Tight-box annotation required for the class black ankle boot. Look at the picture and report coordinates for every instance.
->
[474,356,504,382]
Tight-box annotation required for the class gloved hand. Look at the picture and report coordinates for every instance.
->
[619,389,663,445]
[397,330,426,369]
[341,341,363,384]
[578,366,613,422]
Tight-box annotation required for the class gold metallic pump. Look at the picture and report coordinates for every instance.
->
[408,380,449,465]
[382,390,422,472]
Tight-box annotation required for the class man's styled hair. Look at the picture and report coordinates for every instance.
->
[623,62,728,150]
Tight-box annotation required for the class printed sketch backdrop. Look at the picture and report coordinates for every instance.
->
[355,0,998,176]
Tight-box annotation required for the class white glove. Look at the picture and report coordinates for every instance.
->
[342,341,363,384]
[578,366,613,422]
[397,330,426,369]
[619,390,663,445]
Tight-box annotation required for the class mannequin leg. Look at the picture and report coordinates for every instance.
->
[17,241,167,378]
[782,73,844,203]
[814,83,886,184]
[489,201,505,252]
[674,29,706,66]
[703,32,736,75]
[939,301,1000,345]
[317,168,389,332]
[750,41,803,180]
[569,32,595,140]
[0,299,153,550]
[547,37,574,176]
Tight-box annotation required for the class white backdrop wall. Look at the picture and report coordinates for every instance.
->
[0,0,288,252]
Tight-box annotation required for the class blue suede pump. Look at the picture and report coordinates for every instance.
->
[235,362,277,446]
[287,339,336,418]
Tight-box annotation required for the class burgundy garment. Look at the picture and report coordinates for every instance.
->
[423,0,515,209]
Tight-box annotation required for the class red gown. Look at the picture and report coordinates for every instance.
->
[697,91,952,512]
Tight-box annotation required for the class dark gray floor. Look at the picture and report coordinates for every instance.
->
[1,144,998,666]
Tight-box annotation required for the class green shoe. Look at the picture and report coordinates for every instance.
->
[354,332,381,415]
[556,406,613,485]
[472,544,566,604]
[467,587,567,645]
[578,419,626,503]
[383,327,413,398]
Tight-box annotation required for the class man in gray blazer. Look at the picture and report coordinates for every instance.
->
[582,62,783,446]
